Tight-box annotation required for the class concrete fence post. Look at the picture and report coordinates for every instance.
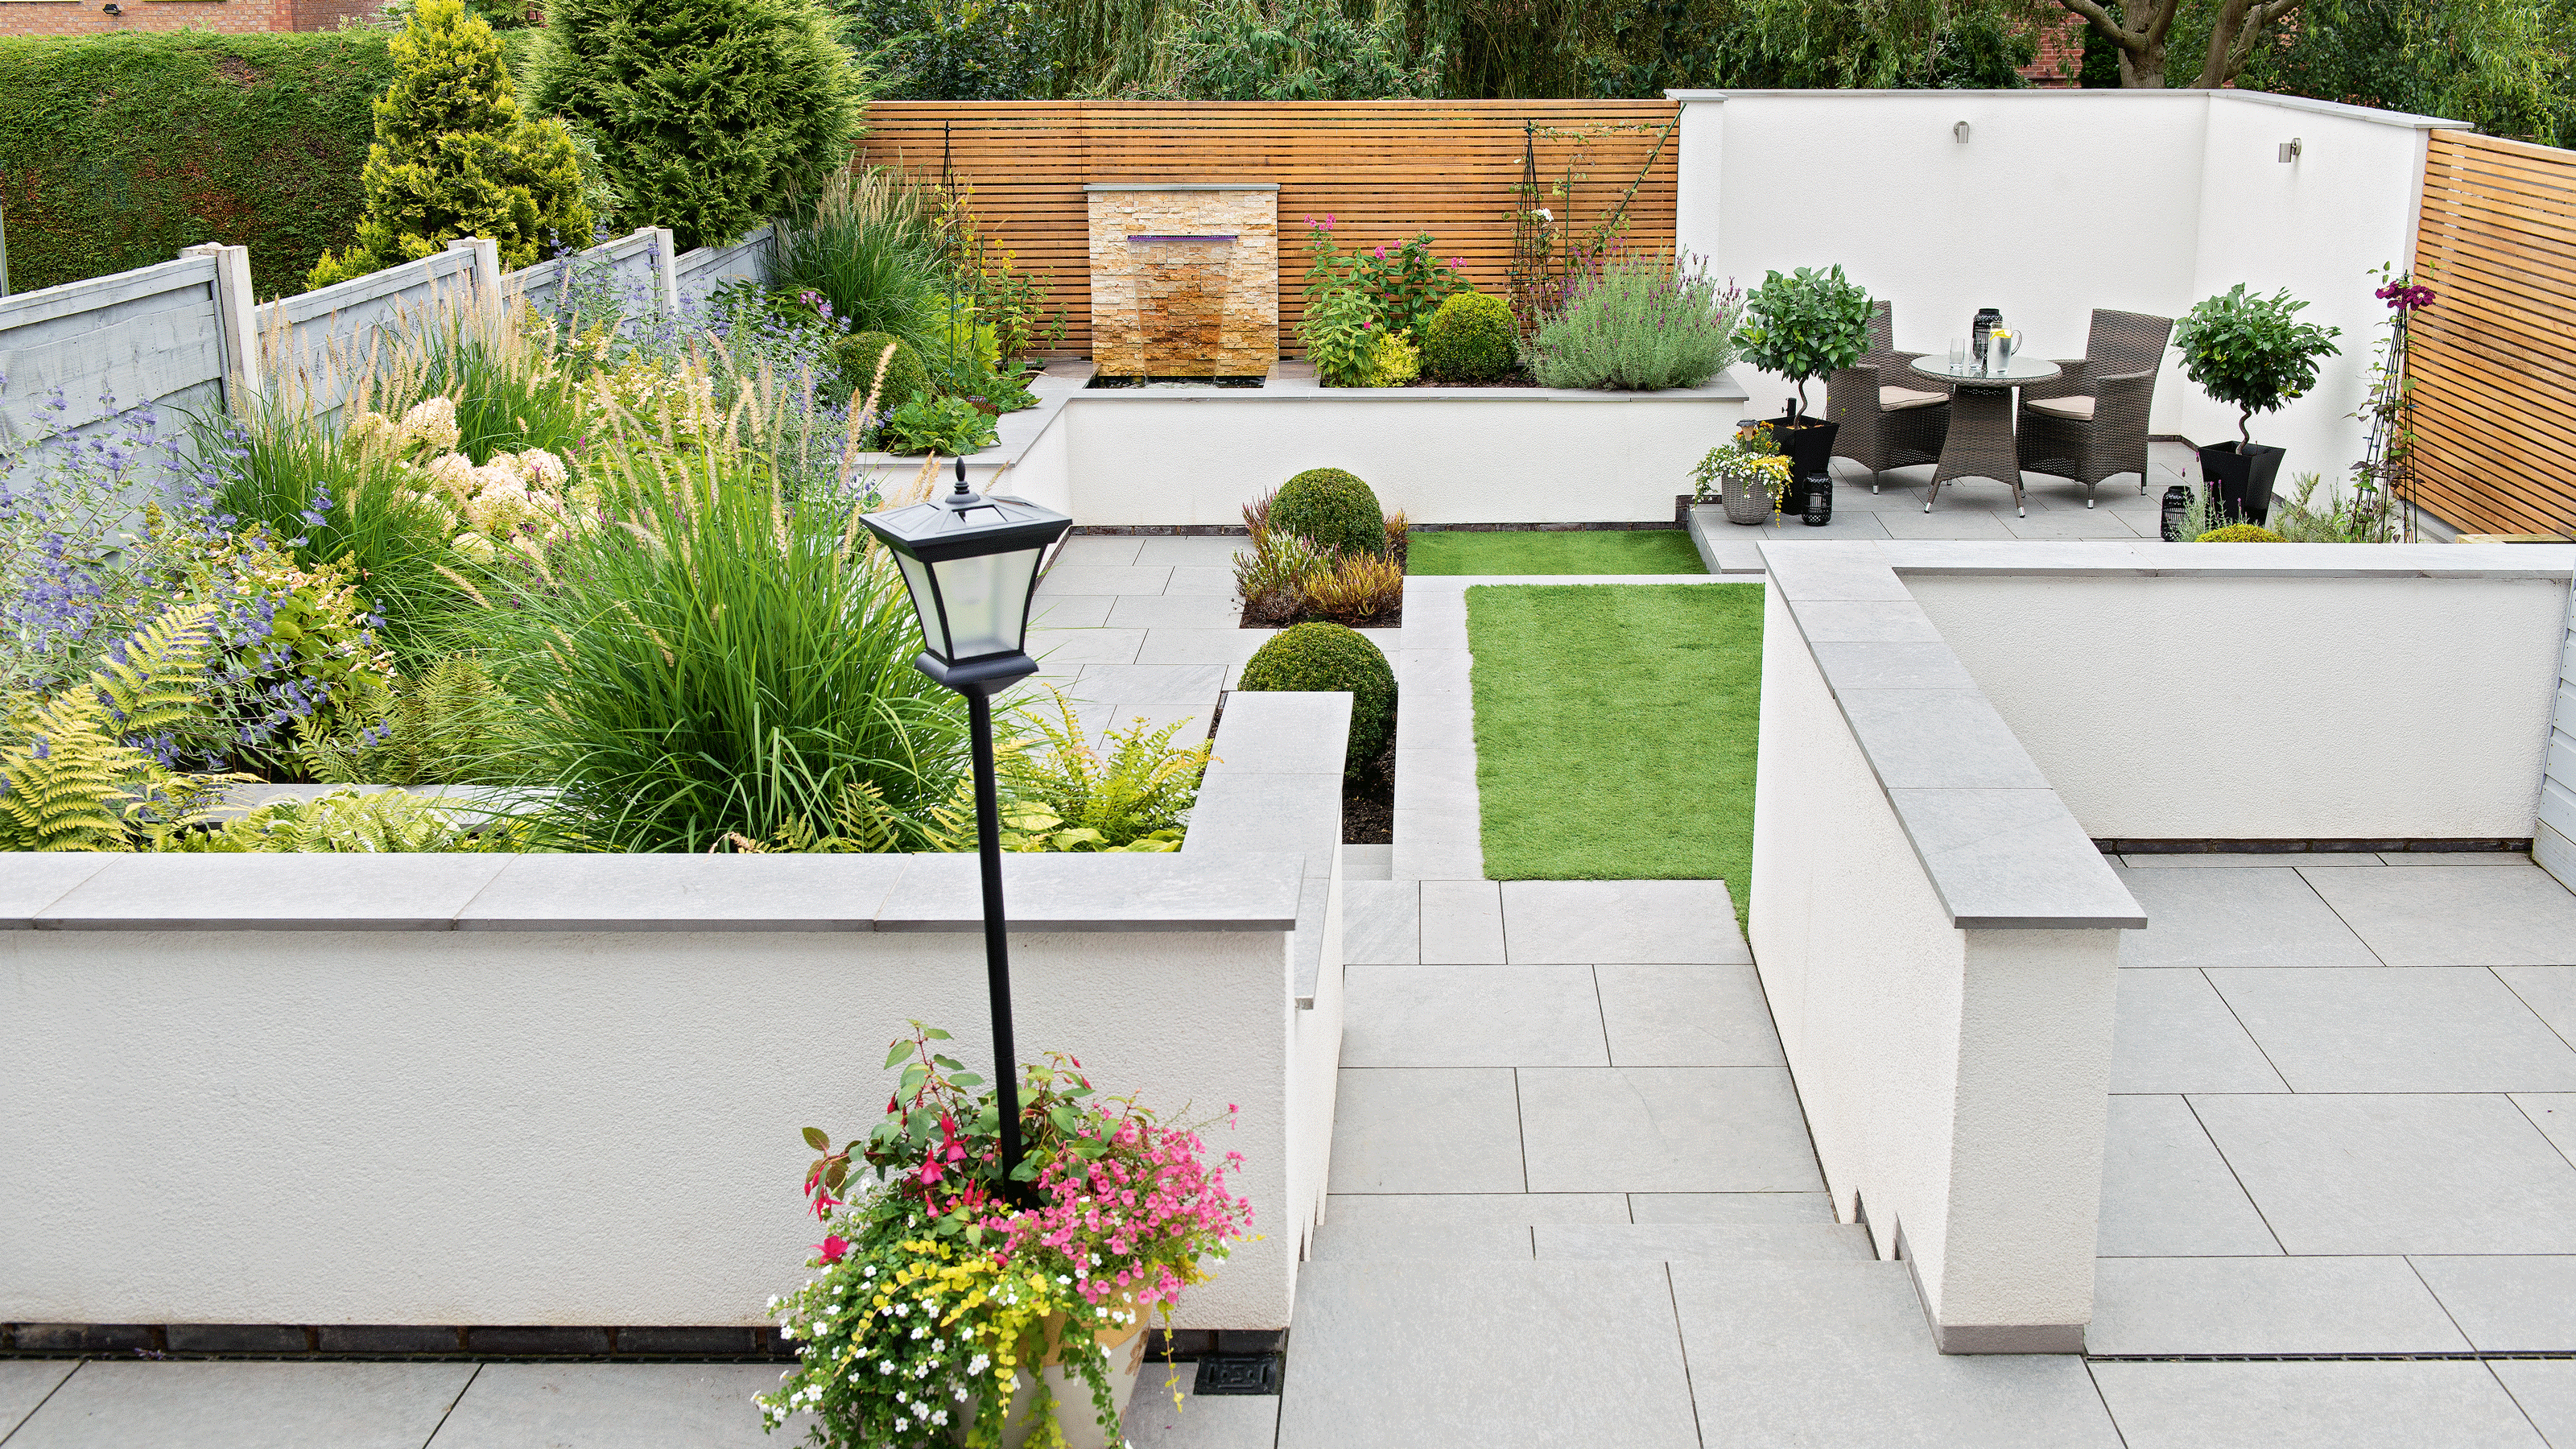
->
[445,237,502,310]
[180,242,261,410]
[650,226,682,312]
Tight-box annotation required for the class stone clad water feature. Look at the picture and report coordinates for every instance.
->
[1085,184,1276,378]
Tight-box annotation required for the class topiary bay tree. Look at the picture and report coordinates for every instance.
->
[307,0,592,289]
[1735,264,1875,414]
[2171,283,2342,444]
[533,0,860,254]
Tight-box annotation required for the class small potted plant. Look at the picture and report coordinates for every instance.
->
[1736,265,1876,481]
[2171,283,2342,526]
[1691,421,1794,527]
[758,1025,1257,1449]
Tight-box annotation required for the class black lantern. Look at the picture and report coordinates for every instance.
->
[1802,471,1834,526]
[861,463,1073,1195]
[2161,484,2193,542]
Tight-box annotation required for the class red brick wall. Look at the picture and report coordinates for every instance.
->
[2021,4,2086,87]
[0,0,295,37]
[287,0,380,28]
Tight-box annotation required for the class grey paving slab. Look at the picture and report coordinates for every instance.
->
[1671,1261,2124,1448]
[7,1361,475,1449]
[2502,968,2576,1047]
[1519,1067,1826,1193]
[1327,1067,1526,1193]
[2494,1361,2576,1449]
[2087,1360,2546,1449]
[2382,851,2540,866]
[2112,968,2289,1094]
[1629,1191,1835,1222]
[1341,880,1418,964]
[1832,689,2053,791]
[0,1361,76,1439]
[427,1364,781,1448]
[1133,536,1249,565]
[1393,686,1472,740]
[1123,1368,1281,1449]
[1788,601,1945,643]
[2002,510,2147,539]
[1133,628,1269,667]
[1391,820,1484,885]
[1596,962,1786,1067]
[1308,1221,1536,1260]
[1810,640,1980,691]
[1054,535,1141,567]
[1071,701,1210,752]
[1340,964,1609,1067]
[1030,594,1116,629]
[1278,1261,1702,1449]
[1396,647,1472,696]
[1187,769,1339,877]
[1876,507,2020,539]
[1040,564,1171,596]
[1206,689,1348,769]
[2412,1256,2576,1352]
[1162,564,1238,596]
[2301,865,2576,967]
[2518,1094,2576,1167]
[1105,594,1245,630]
[1501,880,1747,964]
[1536,1223,1874,1261]
[1073,663,1228,705]
[2210,967,2576,1092]
[0,857,108,928]
[1027,625,1147,666]
[1341,842,1393,880]
[1322,1191,1629,1228]
[2193,1093,2576,1254]
[1886,786,2143,928]
[2096,1094,2281,1257]
[2114,868,2381,968]
[1743,509,1893,539]
[2087,1255,2468,1356]
[1418,879,1505,963]
[1758,542,1912,603]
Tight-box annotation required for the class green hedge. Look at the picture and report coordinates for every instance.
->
[0,31,404,297]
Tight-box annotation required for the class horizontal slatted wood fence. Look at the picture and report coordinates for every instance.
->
[2409,130,2576,536]
[855,100,1681,357]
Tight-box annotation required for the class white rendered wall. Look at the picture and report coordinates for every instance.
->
[1905,571,2567,839]
[0,927,1301,1331]
[1058,394,1739,526]
[1749,585,2117,1347]
[1674,91,2454,491]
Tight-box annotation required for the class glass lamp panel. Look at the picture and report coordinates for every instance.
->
[893,551,950,659]
[925,545,1042,661]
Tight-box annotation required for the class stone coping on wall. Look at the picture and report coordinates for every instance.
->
[1761,539,2576,930]
[1662,88,2474,130]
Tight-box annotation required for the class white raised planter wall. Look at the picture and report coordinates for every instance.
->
[0,693,1350,1337]
[1749,539,2576,1353]
[1674,89,2466,497]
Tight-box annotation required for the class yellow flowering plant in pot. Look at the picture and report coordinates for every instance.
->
[758,1025,1257,1448]
[1690,421,1794,526]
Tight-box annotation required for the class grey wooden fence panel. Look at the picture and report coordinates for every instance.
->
[0,257,222,445]
[674,225,774,307]
[256,250,479,413]
[2540,578,2576,890]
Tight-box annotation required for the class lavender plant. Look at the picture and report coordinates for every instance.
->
[1523,251,1744,392]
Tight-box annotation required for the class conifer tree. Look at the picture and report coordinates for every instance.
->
[308,0,592,289]
[533,0,859,254]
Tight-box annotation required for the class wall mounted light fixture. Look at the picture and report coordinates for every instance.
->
[2279,138,2304,163]
[1955,121,1972,144]
[101,3,123,13]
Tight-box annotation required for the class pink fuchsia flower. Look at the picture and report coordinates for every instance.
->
[814,1236,849,1265]
[1373,246,1388,259]
[1450,258,1466,270]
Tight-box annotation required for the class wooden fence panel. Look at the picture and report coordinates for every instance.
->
[2411,130,2576,536]
[856,100,1682,357]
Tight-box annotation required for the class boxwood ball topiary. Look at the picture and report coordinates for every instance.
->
[1422,291,1517,383]
[1238,621,1397,776]
[838,331,929,415]
[2196,523,2286,542]
[1272,468,1385,559]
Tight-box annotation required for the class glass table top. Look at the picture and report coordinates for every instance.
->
[1913,355,2062,386]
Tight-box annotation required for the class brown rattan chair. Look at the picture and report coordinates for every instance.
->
[1827,301,1951,493]
[2015,308,2174,507]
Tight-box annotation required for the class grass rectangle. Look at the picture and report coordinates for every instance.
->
[1408,528,1705,576]
[1466,583,1762,927]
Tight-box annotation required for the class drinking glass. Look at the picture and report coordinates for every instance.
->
[1948,340,1966,374]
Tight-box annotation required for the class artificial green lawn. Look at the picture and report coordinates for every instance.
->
[1467,584,1762,929]
[1407,528,1706,576]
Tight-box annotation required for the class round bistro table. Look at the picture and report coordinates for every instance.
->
[1909,355,2062,515]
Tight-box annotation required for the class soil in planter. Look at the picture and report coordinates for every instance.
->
[1402,374,1541,389]
[1344,737,1394,844]
[1240,597,1404,630]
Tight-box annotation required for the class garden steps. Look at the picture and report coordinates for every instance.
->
[1307,1218,1873,1264]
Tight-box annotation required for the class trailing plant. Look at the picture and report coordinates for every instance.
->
[0,607,217,853]
[2171,283,2343,445]
[534,0,861,252]
[1000,689,1213,852]
[1690,420,1793,509]
[881,396,1001,456]
[306,0,592,288]
[760,1024,1255,1447]
[1238,621,1395,776]
[1524,251,1743,392]
[169,786,525,852]
[1271,468,1386,559]
[1421,291,1519,383]
[1736,263,1874,411]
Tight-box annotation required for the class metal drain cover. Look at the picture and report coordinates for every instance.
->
[1192,1354,1283,1396]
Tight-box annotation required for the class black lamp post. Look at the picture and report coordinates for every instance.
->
[860,460,1072,1195]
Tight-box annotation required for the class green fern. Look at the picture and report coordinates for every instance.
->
[168,787,521,853]
[0,607,216,852]
[999,688,1213,852]
[297,654,516,787]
